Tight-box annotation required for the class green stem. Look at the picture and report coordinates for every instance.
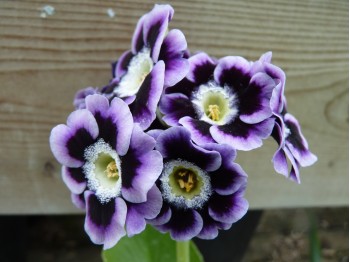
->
[176,240,190,262]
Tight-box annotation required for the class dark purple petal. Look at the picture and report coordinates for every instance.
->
[84,191,127,249]
[157,209,203,241]
[239,72,275,124]
[143,4,174,62]
[214,56,251,92]
[284,113,317,167]
[114,50,134,80]
[71,192,86,210]
[62,166,86,194]
[271,120,290,177]
[129,61,165,130]
[197,210,220,240]
[179,116,216,145]
[156,126,221,172]
[165,77,196,97]
[203,143,248,195]
[50,110,98,168]
[160,94,196,126]
[121,125,163,203]
[86,95,133,156]
[125,186,162,236]
[132,13,147,53]
[187,52,216,84]
[208,191,248,224]
[158,29,189,87]
[210,118,275,151]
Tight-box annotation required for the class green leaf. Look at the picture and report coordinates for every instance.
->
[102,225,204,262]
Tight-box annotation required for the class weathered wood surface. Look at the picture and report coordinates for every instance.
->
[0,0,348,214]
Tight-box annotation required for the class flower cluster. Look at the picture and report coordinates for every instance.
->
[50,4,317,249]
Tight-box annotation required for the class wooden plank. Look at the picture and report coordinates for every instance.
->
[0,0,348,214]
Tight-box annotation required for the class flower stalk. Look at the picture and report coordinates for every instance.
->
[176,240,190,262]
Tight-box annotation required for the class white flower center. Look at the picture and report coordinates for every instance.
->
[114,48,153,98]
[191,81,238,126]
[160,159,212,209]
[83,139,122,203]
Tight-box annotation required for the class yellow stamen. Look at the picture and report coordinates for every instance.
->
[105,161,119,179]
[207,104,220,121]
[176,170,196,193]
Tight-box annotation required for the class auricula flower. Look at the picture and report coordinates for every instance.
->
[101,4,189,130]
[272,104,317,183]
[160,52,284,151]
[50,94,163,249]
[148,127,248,241]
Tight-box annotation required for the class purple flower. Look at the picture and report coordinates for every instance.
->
[73,87,99,109]
[272,110,317,183]
[102,4,189,130]
[148,127,248,241]
[159,52,284,151]
[50,94,163,249]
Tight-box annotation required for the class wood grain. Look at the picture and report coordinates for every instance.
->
[0,0,348,214]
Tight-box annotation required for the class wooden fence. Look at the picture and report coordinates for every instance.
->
[0,0,348,214]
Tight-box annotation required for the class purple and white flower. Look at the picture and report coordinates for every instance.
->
[101,4,189,130]
[148,127,248,241]
[50,94,163,249]
[159,52,284,151]
[272,108,317,183]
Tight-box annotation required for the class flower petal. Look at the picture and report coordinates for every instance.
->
[71,192,86,210]
[159,29,189,87]
[109,97,134,155]
[187,52,216,84]
[114,50,134,80]
[284,113,318,167]
[197,210,220,240]
[125,186,163,237]
[132,12,147,53]
[214,56,251,91]
[143,4,174,62]
[129,61,165,130]
[179,116,216,145]
[165,77,196,97]
[73,87,99,109]
[156,126,221,172]
[259,51,272,63]
[148,203,172,226]
[210,118,275,151]
[50,110,98,167]
[121,125,163,203]
[84,191,127,250]
[208,191,249,224]
[157,209,203,241]
[62,166,86,194]
[160,94,196,126]
[239,72,275,124]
